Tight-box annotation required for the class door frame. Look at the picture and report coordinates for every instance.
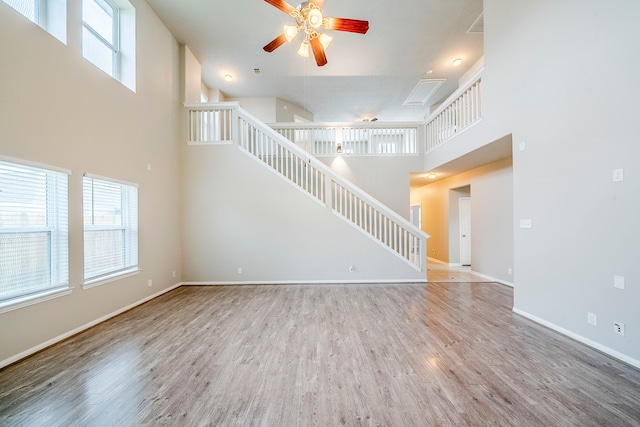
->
[459,197,471,266]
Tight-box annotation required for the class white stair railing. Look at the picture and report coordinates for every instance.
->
[425,69,483,152]
[185,102,428,271]
[271,123,421,156]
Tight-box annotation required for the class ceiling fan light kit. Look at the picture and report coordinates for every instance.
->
[263,0,369,66]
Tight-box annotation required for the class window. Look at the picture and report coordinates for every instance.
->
[0,158,69,312]
[2,0,67,43]
[83,174,138,287]
[82,0,118,78]
[81,0,136,91]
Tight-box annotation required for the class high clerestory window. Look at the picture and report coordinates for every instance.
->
[82,0,119,78]
[2,0,67,43]
[0,158,70,313]
[82,0,136,91]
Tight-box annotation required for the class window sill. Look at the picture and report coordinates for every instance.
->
[83,268,141,290]
[0,286,73,315]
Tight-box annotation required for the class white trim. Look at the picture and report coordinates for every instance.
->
[83,268,140,289]
[0,287,73,315]
[513,308,640,370]
[187,140,234,146]
[0,154,71,175]
[470,270,514,287]
[425,67,484,121]
[425,118,483,155]
[182,279,427,286]
[0,282,183,370]
[82,172,139,188]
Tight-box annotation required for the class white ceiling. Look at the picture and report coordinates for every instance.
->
[145,0,484,122]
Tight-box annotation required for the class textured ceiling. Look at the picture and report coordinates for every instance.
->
[146,0,484,122]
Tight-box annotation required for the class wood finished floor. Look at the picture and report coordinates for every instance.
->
[1,280,640,426]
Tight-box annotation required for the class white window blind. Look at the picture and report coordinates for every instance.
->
[0,160,69,305]
[83,175,138,285]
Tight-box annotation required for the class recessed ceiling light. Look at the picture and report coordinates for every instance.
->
[428,173,437,179]
[224,74,233,82]
[452,58,462,67]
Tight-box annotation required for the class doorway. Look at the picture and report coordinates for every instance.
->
[459,197,471,266]
[448,185,471,265]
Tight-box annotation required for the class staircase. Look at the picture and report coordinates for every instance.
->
[185,103,428,272]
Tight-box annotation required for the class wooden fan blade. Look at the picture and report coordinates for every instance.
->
[264,0,296,14]
[323,17,369,34]
[263,34,288,52]
[309,37,328,66]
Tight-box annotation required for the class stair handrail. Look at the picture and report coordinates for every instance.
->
[185,102,429,270]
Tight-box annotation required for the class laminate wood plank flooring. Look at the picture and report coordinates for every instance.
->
[1,280,639,426]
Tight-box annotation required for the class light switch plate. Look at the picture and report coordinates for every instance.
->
[613,169,624,182]
[614,275,625,290]
[520,219,532,229]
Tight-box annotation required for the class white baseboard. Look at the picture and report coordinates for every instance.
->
[513,308,640,370]
[0,282,183,370]
[470,270,514,287]
[183,279,427,286]
[427,257,450,265]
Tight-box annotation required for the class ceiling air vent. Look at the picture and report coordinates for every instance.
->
[467,12,484,33]
[253,68,262,76]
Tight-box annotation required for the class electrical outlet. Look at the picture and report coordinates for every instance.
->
[508,268,513,275]
[519,219,532,229]
[587,312,597,326]
[237,267,242,274]
[614,322,625,336]
[519,141,526,151]
[172,271,176,278]
[349,265,355,273]
[147,279,153,287]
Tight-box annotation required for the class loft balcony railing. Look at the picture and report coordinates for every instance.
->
[269,123,422,156]
[185,103,429,271]
[425,69,483,152]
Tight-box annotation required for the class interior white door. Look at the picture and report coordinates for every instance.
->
[410,204,421,229]
[459,197,471,266]
[409,204,422,257]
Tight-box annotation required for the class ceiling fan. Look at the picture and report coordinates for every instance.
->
[263,0,369,67]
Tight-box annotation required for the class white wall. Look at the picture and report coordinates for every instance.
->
[411,158,513,283]
[182,144,425,283]
[225,97,277,123]
[484,0,640,365]
[183,45,202,103]
[0,0,183,365]
[225,97,314,123]
[320,156,424,221]
[275,98,314,122]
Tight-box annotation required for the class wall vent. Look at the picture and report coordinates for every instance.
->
[467,12,484,33]
[253,68,262,76]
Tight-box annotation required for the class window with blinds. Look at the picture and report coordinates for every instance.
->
[0,159,69,307]
[83,174,138,286]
